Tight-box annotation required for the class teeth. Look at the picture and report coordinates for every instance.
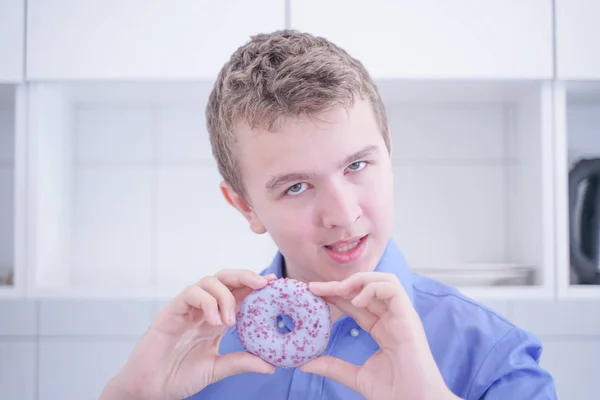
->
[330,240,359,252]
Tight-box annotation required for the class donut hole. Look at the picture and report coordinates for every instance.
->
[275,314,295,334]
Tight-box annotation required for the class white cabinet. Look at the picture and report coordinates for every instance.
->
[0,0,25,82]
[555,0,600,79]
[15,80,556,300]
[23,82,279,299]
[4,2,595,300]
[25,0,285,80]
[290,0,553,79]
[381,81,555,300]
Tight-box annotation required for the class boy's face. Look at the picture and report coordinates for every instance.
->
[221,99,395,283]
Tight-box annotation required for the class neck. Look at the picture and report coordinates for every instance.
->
[280,257,310,283]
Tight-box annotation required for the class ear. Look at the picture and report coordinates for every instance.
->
[220,181,267,234]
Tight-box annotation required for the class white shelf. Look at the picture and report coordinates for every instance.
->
[10,80,555,300]
[23,82,279,299]
[459,286,554,302]
[0,285,22,298]
[383,80,555,299]
[561,286,600,300]
[555,81,600,299]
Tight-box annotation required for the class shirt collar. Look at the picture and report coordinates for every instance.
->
[261,238,414,304]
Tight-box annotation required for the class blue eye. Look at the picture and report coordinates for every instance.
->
[286,182,308,196]
[347,161,367,172]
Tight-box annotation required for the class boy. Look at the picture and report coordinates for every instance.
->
[100,30,557,400]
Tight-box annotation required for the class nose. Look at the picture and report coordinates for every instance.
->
[318,182,362,229]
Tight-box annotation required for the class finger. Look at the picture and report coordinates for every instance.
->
[164,271,275,321]
[264,273,278,281]
[230,273,278,304]
[335,273,412,315]
[299,355,359,391]
[325,295,378,332]
[310,280,385,317]
[200,276,237,326]
[361,296,387,317]
[215,269,273,291]
[352,281,403,316]
[175,285,222,325]
[334,272,398,297]
[308,280,340,297]
[212,352,276,381]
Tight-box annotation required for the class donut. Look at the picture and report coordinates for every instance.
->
[236,277,332,368]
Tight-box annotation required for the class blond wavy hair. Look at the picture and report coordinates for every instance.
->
[206,30,390,200]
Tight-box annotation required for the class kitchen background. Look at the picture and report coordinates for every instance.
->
[1,1,600,399]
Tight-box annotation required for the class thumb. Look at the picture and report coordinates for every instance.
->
[212,352,276,381]
[299,355,359,391]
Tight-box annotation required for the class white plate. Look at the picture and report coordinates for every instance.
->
[412,263,534,287]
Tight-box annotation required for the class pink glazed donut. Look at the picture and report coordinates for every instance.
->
[236,277,332,368]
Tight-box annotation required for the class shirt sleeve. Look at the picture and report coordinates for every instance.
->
[465,326,558,400]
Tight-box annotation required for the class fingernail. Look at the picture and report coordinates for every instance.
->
[215,313,223,325]
[229,310,236,325]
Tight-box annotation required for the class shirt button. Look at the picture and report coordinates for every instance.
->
[350,328,360,337]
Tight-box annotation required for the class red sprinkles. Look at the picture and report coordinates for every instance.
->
[236,277,332,368]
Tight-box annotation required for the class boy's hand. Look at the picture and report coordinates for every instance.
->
[99,270,277,400]
[303,272,461,400]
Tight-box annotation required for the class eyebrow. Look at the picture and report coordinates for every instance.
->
[264,144,380,191]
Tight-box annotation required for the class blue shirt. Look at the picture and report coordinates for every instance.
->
[188,239,557,399]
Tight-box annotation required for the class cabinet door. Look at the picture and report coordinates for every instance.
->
[26,0,285,80]
[290,0,553,79]
[0,0,25,82]
[556,0,600,79]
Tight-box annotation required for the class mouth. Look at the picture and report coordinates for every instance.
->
[323,235,368,264]
[325,237,364,252]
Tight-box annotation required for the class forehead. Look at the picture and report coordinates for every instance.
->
[236,99,384,175]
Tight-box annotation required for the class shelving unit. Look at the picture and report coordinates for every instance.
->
[9,80,555,300]
[380,80,555,300]
[554,81,600,299]
[0,0,595,302]
[23,82,280,299]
